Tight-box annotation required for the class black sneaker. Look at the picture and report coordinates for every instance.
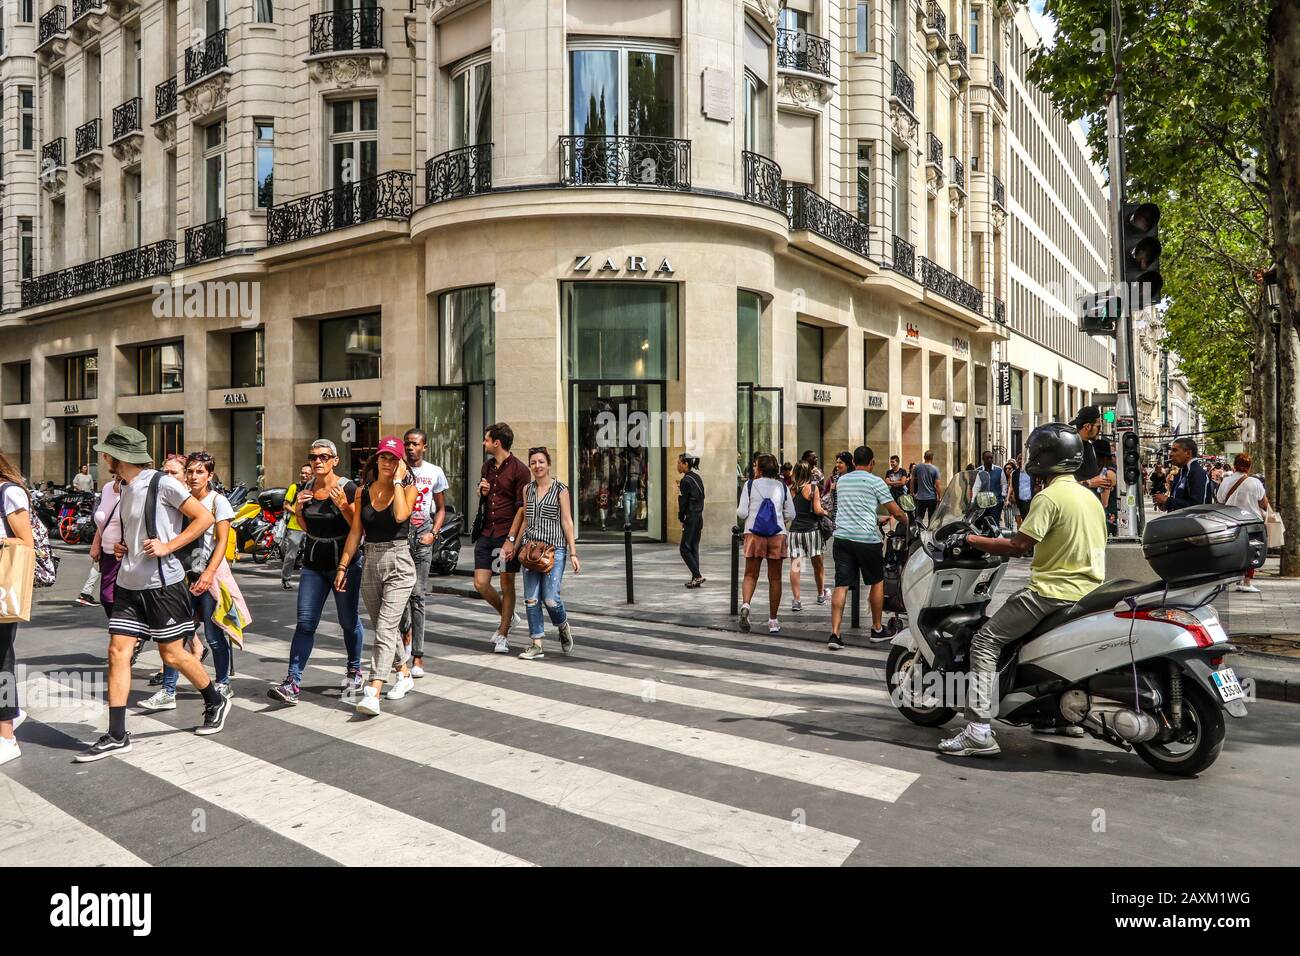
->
[147,670,166,686]
[827,633,845,651]
[74,733,133,763]
[868,627,892,644]
[196,696,231,736]
[282,581,293,590]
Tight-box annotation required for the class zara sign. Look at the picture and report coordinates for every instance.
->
[574,255,675,277]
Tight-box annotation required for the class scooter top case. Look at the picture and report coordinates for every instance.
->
[1142,504,1265,585]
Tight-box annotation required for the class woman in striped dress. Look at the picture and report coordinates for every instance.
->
[787,461,829,610]
[502,447,580,660]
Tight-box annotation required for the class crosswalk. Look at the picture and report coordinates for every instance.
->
[2,597,924,867]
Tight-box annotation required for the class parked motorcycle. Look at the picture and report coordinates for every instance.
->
[429,503,464,576]
[57,490,97,545]
[230,487,286,563]
[886,470,1262,777]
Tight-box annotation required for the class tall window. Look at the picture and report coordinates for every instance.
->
[19,218,33,280]
[779,7,809,34]
[206,0,226,36]
[569,43,676,138]
[440,286,495,385]
[203,120,226,221]
[138,342,185,394]
[256,0,273,23]
[320,314,381,380]
[230,329,265,387]
[856,142,871,223]
[85,51,102,121]
[970,6,980,55]
[255,120,274,208]
[20,88,34,150]
[21,0,34,23]
[856,2,870,53]
[329,97,378,186]
[126,173,142,247]
[166,152,177,239]
[742,22,771,154]
[737,290,761,383]
[65,355,98,401]
[891,0,905,68]
[449,55,491,150]
[891,147,909,238]
[796,323,823,383]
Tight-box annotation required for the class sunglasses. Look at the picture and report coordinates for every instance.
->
[307,453,335,462]
[528,447,549,456]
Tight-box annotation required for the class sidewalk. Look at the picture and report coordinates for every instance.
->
[427,541,1300,703]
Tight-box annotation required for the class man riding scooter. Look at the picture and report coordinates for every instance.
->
[938,423,1107,757]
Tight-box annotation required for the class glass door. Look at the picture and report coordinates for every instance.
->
[416,385,469,518]
[571,381,664,541]
[737,384,784,490]
[64,417,98,486]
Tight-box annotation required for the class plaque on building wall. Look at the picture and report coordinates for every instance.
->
[702,68,735,122]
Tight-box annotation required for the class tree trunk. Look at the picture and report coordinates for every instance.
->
[1266,0,1300,575]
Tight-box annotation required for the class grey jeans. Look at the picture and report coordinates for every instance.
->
[281,529,306,585]
[361,540,416,681]
[965,587,1072,721]
[399,530,433,657]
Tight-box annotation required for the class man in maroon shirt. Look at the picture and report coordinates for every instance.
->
[473,423,530,653]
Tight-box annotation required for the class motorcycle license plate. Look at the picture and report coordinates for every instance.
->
[1211,668,1245,704]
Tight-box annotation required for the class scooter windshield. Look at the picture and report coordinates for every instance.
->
[924,469,981,532]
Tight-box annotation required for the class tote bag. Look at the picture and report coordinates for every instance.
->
[0,540,36,623]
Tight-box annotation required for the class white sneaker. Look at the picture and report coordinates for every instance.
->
[386,673,415,701]
[140,689,177,711]
[410,663,425,679]
[492,634,510,654]
[1235,584,1261,593]
[768,618,781,634]
[355,686,382,716]
[11,709,25,732]
[0,736,19,767]
[818,587,831,605]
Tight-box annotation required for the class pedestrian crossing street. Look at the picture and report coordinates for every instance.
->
[3,599,931,867]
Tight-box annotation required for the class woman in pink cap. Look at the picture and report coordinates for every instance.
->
[335,436,419,716]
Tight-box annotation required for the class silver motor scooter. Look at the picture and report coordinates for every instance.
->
[886,471,1259,776]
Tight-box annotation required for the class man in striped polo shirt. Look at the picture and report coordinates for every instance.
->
[827,445,909,650]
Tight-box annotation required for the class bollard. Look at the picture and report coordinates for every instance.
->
[624,522,635,604]
[730,527,742,615]
[850,581,861,630]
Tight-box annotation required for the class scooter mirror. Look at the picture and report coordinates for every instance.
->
[898,494,917,512]
[974,491,998,510]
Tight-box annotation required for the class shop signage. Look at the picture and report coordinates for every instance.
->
[953,402,967,417]
[951,337,969,354]
[901,395,920,413]
[865,390,888,410]
[929,398,946,415]
[320,386,352,400]
[63,403,79,414]
[904,323,920,340]
[974,404,987,418]
[812,387,833,403]
[573,255,675,277]
[702,68,734,122]
[996,362,1012,406]
[223,392,249,405]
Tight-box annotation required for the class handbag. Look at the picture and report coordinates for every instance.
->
[470,495,487,543]
[1265,509,1285,550]
[518,539,555,574]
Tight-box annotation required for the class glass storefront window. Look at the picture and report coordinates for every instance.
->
[571,382,663,541]
[564,282,678,381]
[319,404,380,481]
[138,413,184,465]
[440,286,495,384]
[737,290,762,384]
[65,354,97,401]
[796,323,823,383]
[137,342,184,394]
[320,314,381,381]
[64,416,98,486]
[230,329,265,388]
[230,410,264,489]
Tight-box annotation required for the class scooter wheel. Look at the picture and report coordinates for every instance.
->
[59,516,80,545]
[886,645,957,727]
[1133,680,1226,777]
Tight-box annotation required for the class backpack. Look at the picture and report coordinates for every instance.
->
[748,480,786,537]
[1,481,59,587]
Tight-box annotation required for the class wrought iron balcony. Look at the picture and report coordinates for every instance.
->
[424,143,492,205]
[776,27,832,77]
[38,5,66,45]
[891,61,916,114]
[74,118,100,157]
[891,235,917,279]
[994,298,1006,325]
[266,170,414,247]
[993,174,1005,208]
[184,27,227,86]
[787,184,871,259]
[112,97,142,140]
[743,150,784,212]
[992,61,1006,98]
[949,34,968,70]
[926,1,947,38]
[952,157,965,191]
[185,217,226,265]
[309,8,383,54]
[927,132,944,167]
[559,135,691,190]
[21,239,176,309]
[155,76,177,119]
[71,0,102,22]
[42,137,66,170]
[921,256,984,314]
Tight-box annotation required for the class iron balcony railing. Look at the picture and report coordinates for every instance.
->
[949,35,968,70]
[309,8,383,54]
[926,1,947,38]
[891,61,916,114]
[42,137,66,170]
[787,184,871,259]
[742,150,784,212]
[921,256,984,314]
[184,27,227,85]
[928,132,944,167]
[994,298,1007,325]
[21,239,176,309]
[993,61,1006,97]
[952,157,965,191]
[266,170,414,247]
[38,5,66,45]
[71,0,102,22]
[892,235,917,279]
[776,27,832,77]
[74,118,100,157]
[155,76,177,119]
[993,174,1006,207]
[185,217,226,265]
[424,143,491,204]
[112,97,142,139]
[559,134,691,190]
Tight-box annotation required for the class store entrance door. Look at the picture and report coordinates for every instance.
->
[737,384,784,490]
[571,382,664,541]
[64,416,98,486]
[417,385,470,518]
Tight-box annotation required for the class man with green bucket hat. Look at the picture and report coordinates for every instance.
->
[74,426,232,762]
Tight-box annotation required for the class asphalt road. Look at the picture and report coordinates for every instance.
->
[3,557,1298,867]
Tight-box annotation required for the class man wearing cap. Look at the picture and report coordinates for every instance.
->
[75,426,230,763]
[1071,406,1115,499]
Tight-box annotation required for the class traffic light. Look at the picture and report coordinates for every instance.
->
[1122,430,1141,485]
[1102,408,1117,425]
[1121,202,1163,308]
[1079,291,1123,336]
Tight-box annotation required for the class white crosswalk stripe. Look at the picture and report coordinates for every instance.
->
[18,675,531,867]
[0,776,148,867]
[231,693,861,866]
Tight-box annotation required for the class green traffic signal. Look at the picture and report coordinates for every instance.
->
[1103,409,1116,423]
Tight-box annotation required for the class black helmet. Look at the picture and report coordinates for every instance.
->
[1025,423,1084,476]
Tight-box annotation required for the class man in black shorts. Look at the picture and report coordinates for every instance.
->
[473,423,530,654]
[75,427,228,762]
